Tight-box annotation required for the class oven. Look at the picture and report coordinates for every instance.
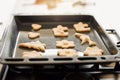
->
[1,60,120,80]
[0,0,120,80]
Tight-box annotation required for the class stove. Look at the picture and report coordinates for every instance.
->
[1,63,120,80]
[1,29,120,80]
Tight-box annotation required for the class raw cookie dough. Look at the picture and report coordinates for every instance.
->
[73,22,91,32]
[83,46,104,56]
[52,25,68,37]
[56,40,75,48]
[32,24,42,31]
[58,49,77,57]
[22,51,42,58]
[28,32,40,39]
[75,33,96,46]
[18,40,46,51]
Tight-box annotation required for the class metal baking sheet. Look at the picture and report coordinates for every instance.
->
[0,15,120,65]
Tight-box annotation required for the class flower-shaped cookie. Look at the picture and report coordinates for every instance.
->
[56,40,75,48]
[84,46,104,56]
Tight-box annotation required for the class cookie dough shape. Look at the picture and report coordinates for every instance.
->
[83,46,104,56]
[58,49,78,57]
[52,25,68,37]
[18,40,46,51]
[32,24,42,31]
[75,33,96,46]
[28,32,40,39]
[73,22,91,32]
[56,40,75,48]
[22,51,42,58]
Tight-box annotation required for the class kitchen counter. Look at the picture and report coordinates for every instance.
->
[0,0,120,72]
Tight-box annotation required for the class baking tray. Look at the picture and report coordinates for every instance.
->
[0,15,120,65]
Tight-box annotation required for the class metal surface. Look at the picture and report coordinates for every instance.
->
[2,64,120,80]
[0,22,7,73]
[0,15,120,65]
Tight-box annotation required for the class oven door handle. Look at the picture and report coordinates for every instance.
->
[106,29,120,61]
[106,29,120,49]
